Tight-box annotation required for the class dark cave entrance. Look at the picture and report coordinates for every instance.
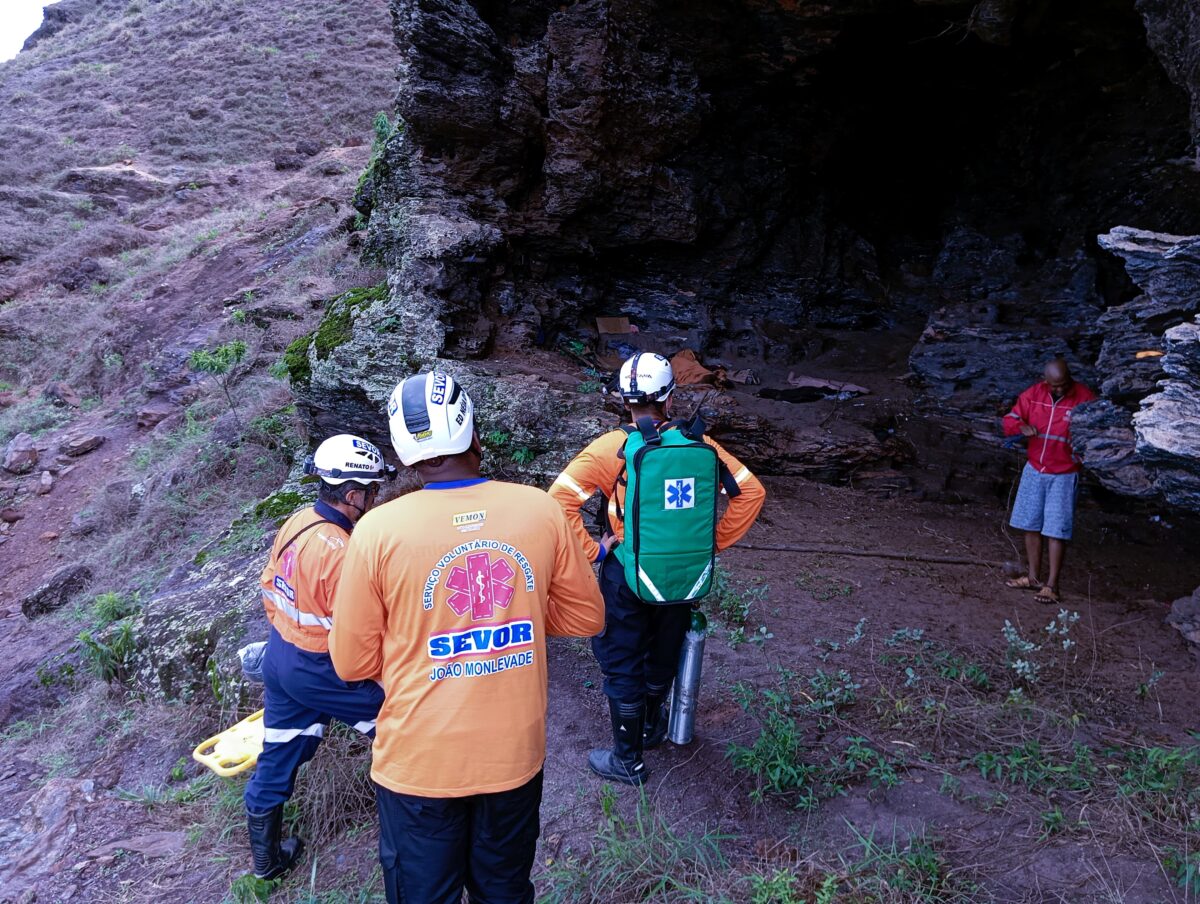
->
[566,0,1195,355]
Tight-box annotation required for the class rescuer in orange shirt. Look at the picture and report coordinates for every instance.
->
[549,352,766,784]
[244,434,392,880]
[330,371,604,904]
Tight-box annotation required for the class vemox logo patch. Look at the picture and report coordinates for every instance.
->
[427,619,534,660]
[453,510,487,532]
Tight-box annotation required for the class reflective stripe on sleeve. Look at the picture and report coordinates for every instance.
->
[553,472,591,502]
[263,723,326,744]
[262,589,334,631]
[734,467,752,485]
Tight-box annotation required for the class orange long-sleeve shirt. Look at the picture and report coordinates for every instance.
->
[329,478,604,798]
[260,502,354,654]
[548,427,766,562]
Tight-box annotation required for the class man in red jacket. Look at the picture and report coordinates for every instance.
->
[1002,359,1096,604]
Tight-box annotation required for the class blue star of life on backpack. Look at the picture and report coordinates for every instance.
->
[665,478,694,509]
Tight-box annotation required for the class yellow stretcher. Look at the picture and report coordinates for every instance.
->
[193,709,265,777]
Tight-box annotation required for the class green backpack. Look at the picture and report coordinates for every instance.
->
[611,416,738,604]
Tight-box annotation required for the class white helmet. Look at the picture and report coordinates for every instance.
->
[305,434,391,485]
[619,352,675,404]
[388,371,475,466]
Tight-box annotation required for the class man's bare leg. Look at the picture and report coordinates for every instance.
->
[1046,537,1066,593]
[1024,531,1042,584]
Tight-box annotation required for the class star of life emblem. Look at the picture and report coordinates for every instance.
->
[665,478,694,510]
[445,551,516,620]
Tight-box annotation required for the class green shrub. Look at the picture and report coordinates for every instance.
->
[91,591,139,625]
[78,619,138,683]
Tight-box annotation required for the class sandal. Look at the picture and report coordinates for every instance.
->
[1034,585,1060,605]
[1005,576,1043,591]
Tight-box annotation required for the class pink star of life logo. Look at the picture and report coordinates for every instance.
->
[445,552,516,620]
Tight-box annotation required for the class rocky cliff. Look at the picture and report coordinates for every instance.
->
[286,0,1200,510]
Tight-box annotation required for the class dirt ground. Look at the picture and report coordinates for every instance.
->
[1,459,1196,902]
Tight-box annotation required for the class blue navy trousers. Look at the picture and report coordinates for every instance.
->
[592,555,691,705]
[243,626,385,813]
[375,771,543,904]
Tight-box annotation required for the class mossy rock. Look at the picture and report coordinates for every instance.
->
[254,489,308,522]
[282,333,314,386]
[281,283,390,387]
[313,284,389,359]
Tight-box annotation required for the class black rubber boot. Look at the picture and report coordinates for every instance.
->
[589,699,648,785]
[247,805,304,880]
[643,683,670,750]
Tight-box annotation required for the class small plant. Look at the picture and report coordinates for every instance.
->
[227,873,279,903]
[1039,807,1066,839]
[78,618,138,684]
[807,669,861,723]
[840,827,973,901]
[189,339,248,427]
[748,869,804,904]
[577,380,603,394]
[710,561,769,645]
[91,591,138,626]
[1000,610,1079,690]
[511,446,536,465]
[540,788,730,902]
[1166,849,1200,895]
[103,351,124,369]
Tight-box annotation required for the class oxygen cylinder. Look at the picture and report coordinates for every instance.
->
[667,609,707,745]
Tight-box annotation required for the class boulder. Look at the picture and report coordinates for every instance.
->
[1070,400,1156,499]
[134,527,273,701]
[41,382,81,408]
[20,565,92,619]
[136,402,178,429]
[60,433,105,457]
[272,151,306,171]
[55,165,170,203]
[0,507,23,523]
[1168,587,1200,648]
[2,433,38,475]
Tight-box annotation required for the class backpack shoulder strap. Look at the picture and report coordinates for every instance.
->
[634,416,662,446]
[277,518,335,557]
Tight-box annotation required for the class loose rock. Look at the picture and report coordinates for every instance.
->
[136,402,177,429]
[36,471,53,495]
[20,564,91,618]
[2,433,38,475]
[41,381,81,408]
[60,433,105,457]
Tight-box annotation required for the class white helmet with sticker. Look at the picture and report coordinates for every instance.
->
[388,371,475,466]
[306,433,391,485]
[618,352,675,404]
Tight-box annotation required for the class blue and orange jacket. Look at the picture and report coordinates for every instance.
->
[259,501,355,654]
[1002,380,1096,474]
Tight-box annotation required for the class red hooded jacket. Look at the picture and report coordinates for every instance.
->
[1002,380,1096,474]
